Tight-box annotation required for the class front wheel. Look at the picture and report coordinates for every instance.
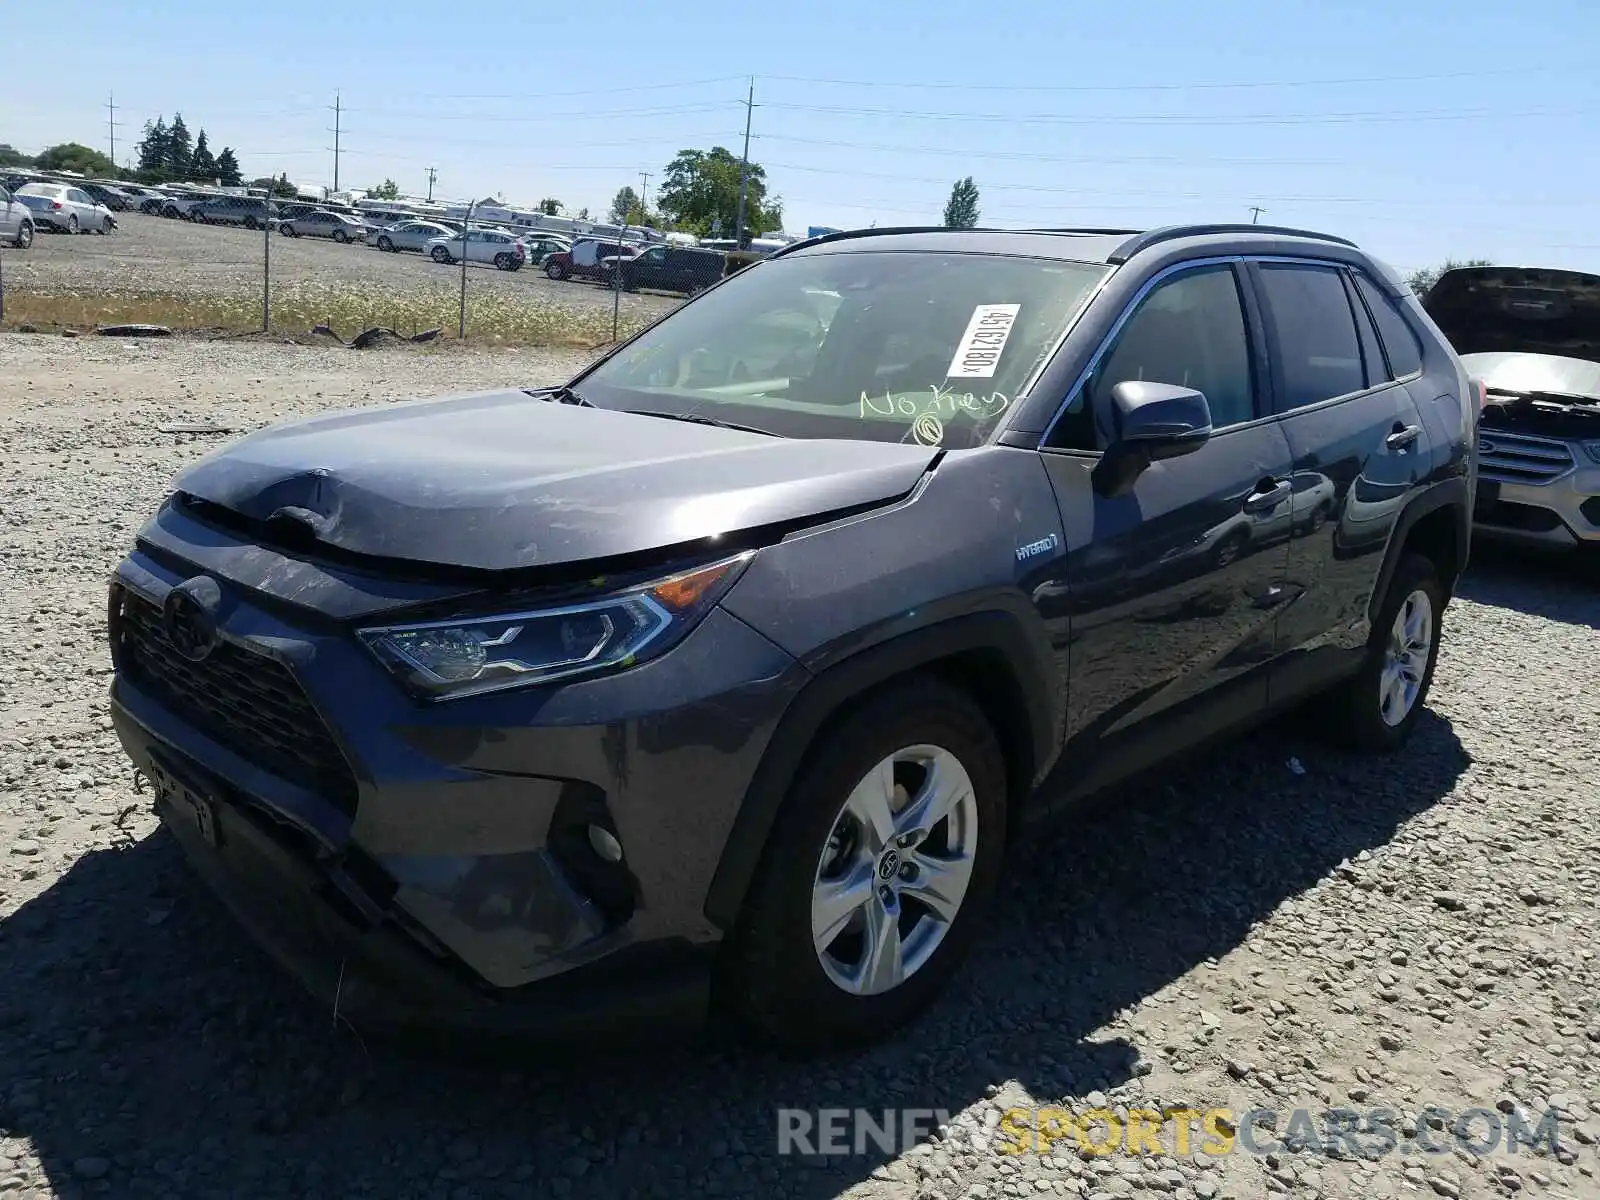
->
[431,245,452,264]
[333,228,349,243]
[545,260,566,280]
[280,223,296,236]
[245,216,259,230]
[1327,551,1444,752]
[493,252,514,271]
[101,217,113,234]
[377,236,393,252]
[13,221,32,249]
[717,678,1007,1054]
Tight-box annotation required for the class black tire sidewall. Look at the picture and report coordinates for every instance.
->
[1346,553,1444,751]
[719,678,1008,1051]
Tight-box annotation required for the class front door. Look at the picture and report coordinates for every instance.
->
[1034,260,1295,800]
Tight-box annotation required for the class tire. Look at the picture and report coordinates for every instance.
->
[1328,551,1444,753]
[333,228,349,243]
[245,216,258,230]
[1212,527,1250,568]
[377,236,393,252]
[101,217,113,234]
[717,677,1008,1054]
[14,221,33,249]
[493,252,513,271]
[431,245,452,264]
[545,260,566,280]
[280,223,295,236]
[66,214,79,234]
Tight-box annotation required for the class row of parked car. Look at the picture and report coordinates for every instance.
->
[0,179,119,244]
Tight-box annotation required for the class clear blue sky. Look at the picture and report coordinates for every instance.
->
[7,0,1598,275]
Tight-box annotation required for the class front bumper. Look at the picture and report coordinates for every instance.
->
[1472,464,1600,551]
[107,504,807,1041]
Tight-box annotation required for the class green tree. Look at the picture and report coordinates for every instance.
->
[249,174,298,199]
[34,143,117,177]
[215,148,242,187]
[0,144,33,168]
[656,146,782,239]
[1405,258,1493,298]
[576,206,591,220]
[166,113,193,179]
[369,178,401,200]
[136,118,169,179]
[608,186,653,225]
[190,130,217,181]
[943,176,980,229]
[537,197,562,215]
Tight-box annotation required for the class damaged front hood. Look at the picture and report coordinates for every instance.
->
[170,388,938,572]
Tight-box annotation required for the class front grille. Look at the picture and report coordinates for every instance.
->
[113,587,359,815]
[1476,429,1576,485]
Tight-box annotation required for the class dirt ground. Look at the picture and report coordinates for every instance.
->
[0,333,1596,1200]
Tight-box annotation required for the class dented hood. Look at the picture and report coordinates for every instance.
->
[170,388,938,572]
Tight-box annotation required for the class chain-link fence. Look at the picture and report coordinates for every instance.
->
[0,178,706,347]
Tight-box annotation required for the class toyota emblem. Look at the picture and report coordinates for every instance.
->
[162,577,223,662]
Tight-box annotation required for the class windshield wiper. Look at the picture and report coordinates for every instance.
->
[527,385,594,407]
[622,409,783,437]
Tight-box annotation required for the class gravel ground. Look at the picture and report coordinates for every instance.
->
[4,211,682,321]
[1,333,1597,1200]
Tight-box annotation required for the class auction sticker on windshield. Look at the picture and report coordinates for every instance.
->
[946,304,1021,379]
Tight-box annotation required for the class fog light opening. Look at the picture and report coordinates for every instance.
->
[588,824,623,863]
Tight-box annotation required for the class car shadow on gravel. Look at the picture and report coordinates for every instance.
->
[1457,543,1600,630]
[0,711,1468,1200]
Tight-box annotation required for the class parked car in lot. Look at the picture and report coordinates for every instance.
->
[541,236,640,281]
[1422,264,1600,562]
[517,233,571,267]
[159,192,216,220]
[278,209,367,242]
[78,181,135,211]
[104,223,1478,1054]
[0,184,36,248]
[424,227,525,269]
[192,196,278,229]
[372,220,457,253]
[16,183,114,233]
[611,244,725,296]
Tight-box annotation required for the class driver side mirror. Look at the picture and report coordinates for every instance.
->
[1091,380,1214,497]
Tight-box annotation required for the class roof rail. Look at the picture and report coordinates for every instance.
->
[766,225,991,259]
[1109,223,1359,264]
[1022,227,1143,237]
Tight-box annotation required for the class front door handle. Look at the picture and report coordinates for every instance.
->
[1242,479,1291,513]
[1386,423,1421,451]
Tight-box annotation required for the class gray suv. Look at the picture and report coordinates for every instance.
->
[106,223,1477,1054]
[1422,265,1600,561]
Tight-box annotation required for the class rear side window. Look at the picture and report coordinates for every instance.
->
[1256,264,1365,412]
[1353,272,1424,378]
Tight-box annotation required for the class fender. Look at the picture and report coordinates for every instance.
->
[702,610,1059,931]
[1368,476,1470,622]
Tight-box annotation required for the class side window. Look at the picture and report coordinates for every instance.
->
[1353,272,1424,378]
[1343,272,1388,389]
[1256,263,1365,412]
[1050,263,1256,450]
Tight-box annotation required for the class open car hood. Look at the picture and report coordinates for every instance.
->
[1423,265,1600,372]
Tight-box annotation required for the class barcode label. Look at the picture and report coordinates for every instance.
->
[946,304,1021,379]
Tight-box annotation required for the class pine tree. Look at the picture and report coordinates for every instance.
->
[190,130,217,181]
[137,118,169,178]
[943,177,980,229]
[166,113,193,179]
[215,148,242,188]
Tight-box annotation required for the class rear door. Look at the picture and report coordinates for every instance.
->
[0,186,15,240]
[1247,259,1432,701]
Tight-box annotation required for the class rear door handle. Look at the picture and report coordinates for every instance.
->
[1386,423,1421,451]
[1242,480,1291,513]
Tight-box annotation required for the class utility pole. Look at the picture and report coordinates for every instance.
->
[1249,205,1264,224]
[639,171,650,220]
[328,90,342,193]
[734,77,755,248]
[426,167,437,202]
[106,93,121,169]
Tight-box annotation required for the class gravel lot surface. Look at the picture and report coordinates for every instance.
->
[1,333,1596,1200]
[5,211,681,321]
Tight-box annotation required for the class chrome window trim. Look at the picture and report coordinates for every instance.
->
[1039,255,1243,449]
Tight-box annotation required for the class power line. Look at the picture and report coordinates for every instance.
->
[752,132,1348,166]
[758,63,1585,93]
[345,101,740,123]
[758,100,1596,127]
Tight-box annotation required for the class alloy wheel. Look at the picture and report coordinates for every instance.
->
[1379,589,1433,727]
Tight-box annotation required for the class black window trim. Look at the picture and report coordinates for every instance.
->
[1244,254,1396,419]
[1347,266,1426,385]
[1038,254,1275,457]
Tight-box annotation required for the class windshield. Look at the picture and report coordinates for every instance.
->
[574,249,1108,449]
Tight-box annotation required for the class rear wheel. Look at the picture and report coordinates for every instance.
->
[431,245,453,264]
[1328,551,1443,752]
[718,678,1007,1053]
[13,221,32,249]
[245,216,259,230]
[333,228,349,243]
[66,215,79,234]
[377,236,393,252]
[493,252,513,271]
[280,223,296,236]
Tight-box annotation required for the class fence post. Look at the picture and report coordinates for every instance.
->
[262,198,271,333]
[459,200,477,340]
[612,216,627,343]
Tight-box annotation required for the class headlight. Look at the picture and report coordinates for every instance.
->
[1582,440,1600,465]
[357,552,753,701]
